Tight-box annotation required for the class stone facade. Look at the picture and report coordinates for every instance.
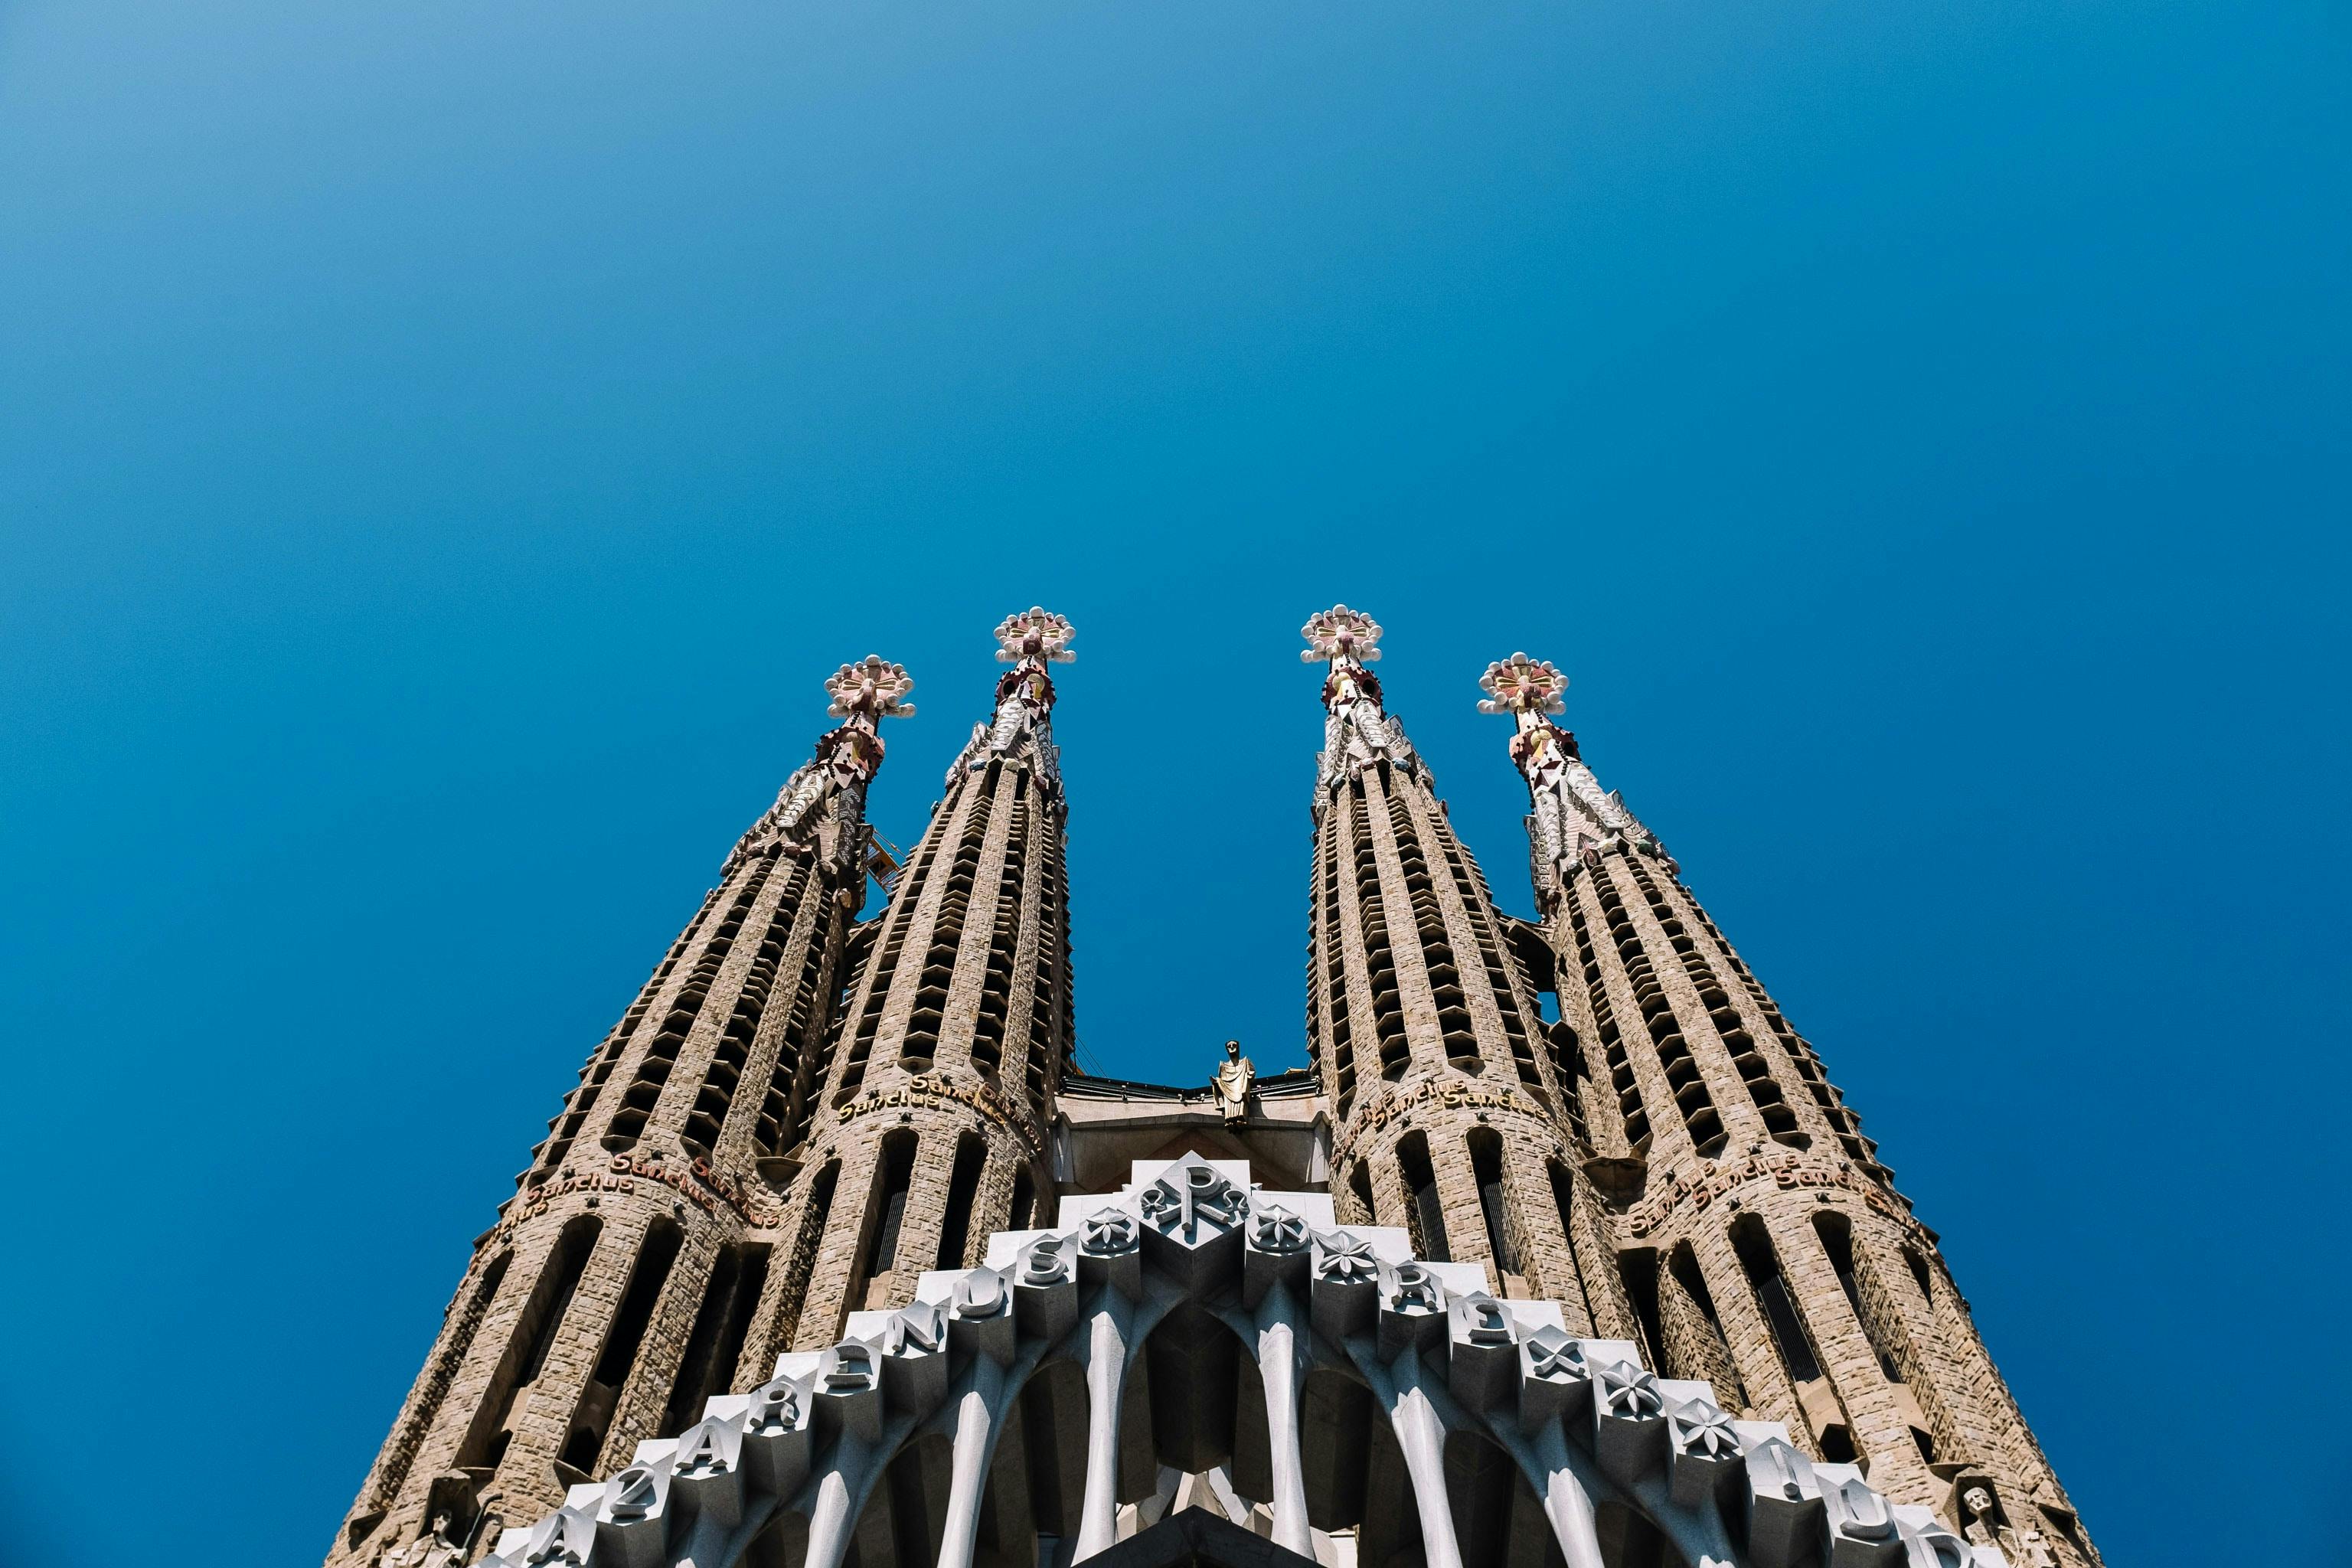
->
[332,611,2096,1568]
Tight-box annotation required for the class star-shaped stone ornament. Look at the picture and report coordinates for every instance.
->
[1670,1398,1743,1459]
[1314,1230,1379,1284]
[1598,1362,1664,1419]
[1082,1208,1139,1254]
[1250,1203,1311,1254]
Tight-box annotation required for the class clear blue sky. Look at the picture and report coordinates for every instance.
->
[2,2,2344,1563]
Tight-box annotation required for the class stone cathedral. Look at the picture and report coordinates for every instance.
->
[332,607,2097,1568]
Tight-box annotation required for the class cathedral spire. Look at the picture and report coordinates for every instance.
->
[1478,650,1663,912]
[787,609,1079,1345]
[949,606,1075,792]
[1301,603,1419,804]
[727,655,914,874]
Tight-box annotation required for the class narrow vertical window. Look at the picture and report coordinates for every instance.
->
[1348,1161,1377,1228]
[1616,1248,1666,1372]
[779,1161,838,1349]
[1397,1133,1447,1262]
[464,1217,600,1472]
[1547,1161,1580,1259]
[661,1242,773,1435]
[562,1218,682,1472]
[854,1131,919,1310]
[936,1135,987,1269]
[1813,1213,1903,1383]
[1731,1217,1821,1382]
[1732,1214,1853,1461]
[1467,1130,1518,1279]
[1668,1241,1746,1407]
[1009,1166,1036,1231]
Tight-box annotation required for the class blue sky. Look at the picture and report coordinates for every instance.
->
[2,2,2345,1563]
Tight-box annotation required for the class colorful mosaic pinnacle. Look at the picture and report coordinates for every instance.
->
[823,655,916,722]
[1478,649,1571,717]
[993,606,1076,665]
[1299,603,1383,664]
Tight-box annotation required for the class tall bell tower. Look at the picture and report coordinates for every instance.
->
[1481,649,2098,1568]
[1298,606,1629,1342]
[328,655,911,1564]
[768,608,1079,1352]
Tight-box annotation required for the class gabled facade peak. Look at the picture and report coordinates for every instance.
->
[727,655,914,875]
[950,606,1074,789]
[1302,603,1419,802]
[1478,650,1664,911]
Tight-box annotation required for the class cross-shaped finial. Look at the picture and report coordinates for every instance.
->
[825,655,916,722]
[994,607,1076,665]
[1300,604,1383,665]
[1477,652,1568,717]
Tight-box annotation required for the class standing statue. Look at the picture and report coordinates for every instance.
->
[377,1511,465,1568]
[1211,1040,1255,1125]
[1961,1485,2053,1566]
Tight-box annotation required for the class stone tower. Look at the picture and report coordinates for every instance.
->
[1300,608,1627,1344]
[329,655,914,1565]
[760,607,1076,1355]
[332,606,2099,1568]
[1479,649,2097,1568]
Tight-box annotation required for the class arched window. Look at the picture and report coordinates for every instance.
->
[936,1135,988,1270]
[462,1217,600,1472]
[1397,1132,1447,1261]
[1667,1241,1746,1408]
[1731,1214,1853,1462]
[1467,1129,1518,1282]
[851,1131,919,1312]
[778,1161,838,1350]
[662,1242,772,1435]
[1008,1165,1036,1231]
[1348,1159,1377,1228]
[562,1218,683,1472]
[1616,1247,1667,1373]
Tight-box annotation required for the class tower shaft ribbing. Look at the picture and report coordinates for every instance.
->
[1481,648,2098,1567]
[1301,607,1622,1340]
[326,659,910,1564]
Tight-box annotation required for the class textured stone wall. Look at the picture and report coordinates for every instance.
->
[1543,845,2101,1566]
[327,797,868,1566]
[784,750,1069,1351]
[1310,753,1612,1344]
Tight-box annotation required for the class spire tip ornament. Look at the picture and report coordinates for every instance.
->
[826,654,917,721]
[1476,651,1567,717]
[994,607,1076,665]
[1479,650,1665,904]
[730,656,913,874]
[1300,604,1383,665]
[1303,604,1416,799]
[957,609,1073,787]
